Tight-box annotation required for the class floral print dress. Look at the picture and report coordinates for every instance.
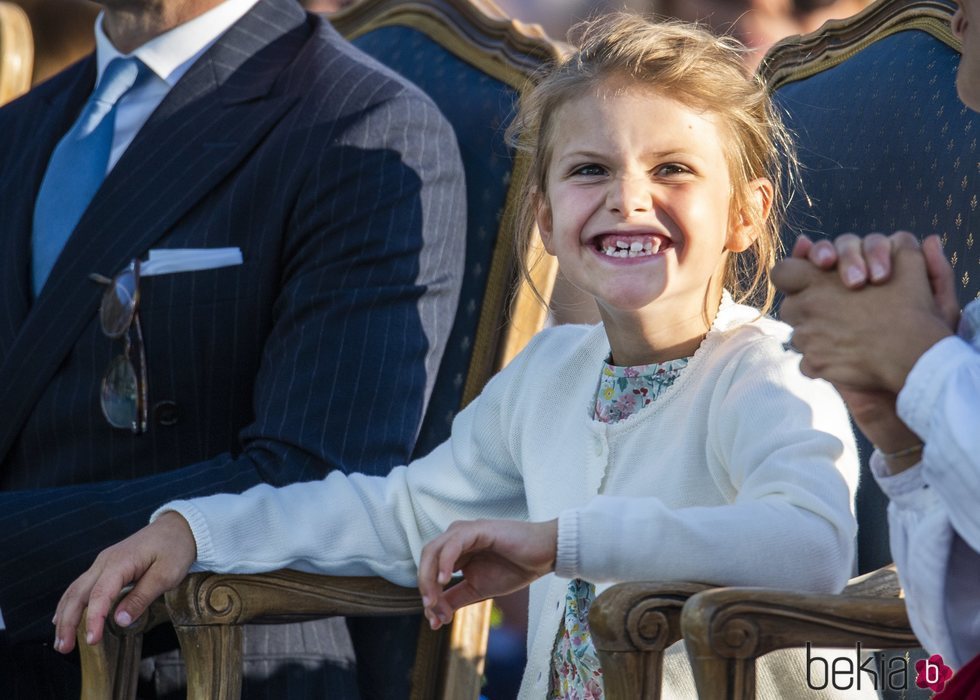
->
[549,355,689,699]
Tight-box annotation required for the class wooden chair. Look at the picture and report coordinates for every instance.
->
[592,1,979,697]
[0,1,32,106]
[77,1,565,698]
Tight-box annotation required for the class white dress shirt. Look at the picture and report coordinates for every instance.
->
[94,0,260,172]
[872,298,980,669]
[0,0,260,635]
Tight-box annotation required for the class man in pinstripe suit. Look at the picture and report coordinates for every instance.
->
[0,0,465,696]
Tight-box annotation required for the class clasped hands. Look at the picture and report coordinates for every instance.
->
[52,510,559,653]
[773,231,959,470]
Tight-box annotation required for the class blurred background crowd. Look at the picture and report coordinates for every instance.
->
[11,0,871,86]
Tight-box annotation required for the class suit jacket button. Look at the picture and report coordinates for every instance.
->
[153,400,179,426]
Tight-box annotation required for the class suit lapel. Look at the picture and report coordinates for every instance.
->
[0,0,308,463]
[0,59,95,362]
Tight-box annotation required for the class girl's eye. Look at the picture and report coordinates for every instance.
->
[571,164,606,177]
[655,164,690,177]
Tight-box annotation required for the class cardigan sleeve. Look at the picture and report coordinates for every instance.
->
[152,331,543,586]
[556,332,859,594]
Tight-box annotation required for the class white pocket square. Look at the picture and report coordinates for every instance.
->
[141,247,243,277]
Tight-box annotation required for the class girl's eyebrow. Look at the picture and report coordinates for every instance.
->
[558,149,607,162]
[558,148,701,162]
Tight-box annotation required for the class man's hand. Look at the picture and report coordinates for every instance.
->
[417,519,557,630]
[52,511,197,653]
[774,244,954,393]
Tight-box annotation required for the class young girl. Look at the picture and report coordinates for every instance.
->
[55,15,866,698]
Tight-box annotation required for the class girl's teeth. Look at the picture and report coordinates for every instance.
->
[599,236,666,258]
[601,246,654,258]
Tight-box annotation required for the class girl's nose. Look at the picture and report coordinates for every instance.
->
[607,176,652,215]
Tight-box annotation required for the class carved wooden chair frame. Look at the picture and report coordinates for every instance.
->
[77,1,566,698]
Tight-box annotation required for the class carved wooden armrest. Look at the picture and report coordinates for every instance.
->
[680,566,917,700]
[589,581,716,700]
[164,570,441,700]
[841,562,902,597]
[77,595,170,700]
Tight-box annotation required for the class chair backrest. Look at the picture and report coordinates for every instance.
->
[332,0,566,459]
[330,1,565,693]
[0,1,33,106]
[760,0,978,572]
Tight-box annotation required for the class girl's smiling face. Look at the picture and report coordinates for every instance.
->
[536,81,769,344]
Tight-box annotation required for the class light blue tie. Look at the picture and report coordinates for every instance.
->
[31,57,146,296]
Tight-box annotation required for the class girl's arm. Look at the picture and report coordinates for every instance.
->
[53,332,541,653]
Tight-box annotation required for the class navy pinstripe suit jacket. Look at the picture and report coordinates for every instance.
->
[0,0,465,682]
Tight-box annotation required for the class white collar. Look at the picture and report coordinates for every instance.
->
[94,0,261,87]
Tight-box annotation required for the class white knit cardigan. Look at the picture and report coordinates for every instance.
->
[158,297,863,698]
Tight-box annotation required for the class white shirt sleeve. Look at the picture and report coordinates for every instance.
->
[871,299,980,669]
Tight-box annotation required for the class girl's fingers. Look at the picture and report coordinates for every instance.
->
[791,234,814,259]
[441,579,485,613]
[111,563,175,630]
[53,573,95,653]
[418,527,465,628]
[81,568,131,648]
[922,235,960,329]
[861,233,892,282]
[436,530,467,586]
[888,230,921,251]
[807,239,839,268]
[832,233,867,287]
[417,540,444,610]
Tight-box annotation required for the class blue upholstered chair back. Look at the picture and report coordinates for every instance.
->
[763,0,978,572]
[332,2,564,459]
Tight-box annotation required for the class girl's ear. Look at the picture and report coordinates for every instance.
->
[727,177,774,252]
[535,190,556,255]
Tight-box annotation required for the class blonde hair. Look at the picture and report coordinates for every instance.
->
[509,13,800,314]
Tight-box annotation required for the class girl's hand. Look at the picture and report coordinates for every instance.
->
[791,233,960,329]
[52,511,197,653]
[418,519,557,630]
[776,246,953,392]
[791,232,907,287]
